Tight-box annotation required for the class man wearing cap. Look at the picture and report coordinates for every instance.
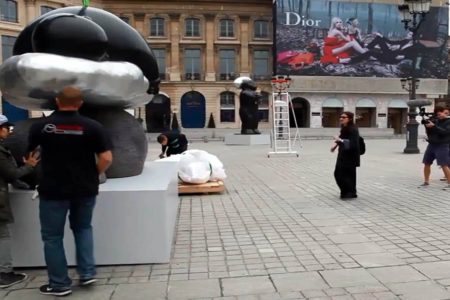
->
[0,115,39,288]
[27,86,113,296]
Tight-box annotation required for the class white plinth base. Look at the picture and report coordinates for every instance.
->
[9,161,179,267]
[225,133,270,145]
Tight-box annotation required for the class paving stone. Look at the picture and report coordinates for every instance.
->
[320,269,380,288]
[66,285,116,300]
[351,253,405,268]
[272,272,329,291]
[4,289,52,300]
[388,280,450,300]
[329,234,370,244]
[372,292,400,300]
[168,279,221,300]
[302,289,327,298]
[222,276,275,296]
[339,243,386,255]
[368,266,427,284]
[412,261,450,279]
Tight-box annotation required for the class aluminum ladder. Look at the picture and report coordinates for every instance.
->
[268,91,301,157]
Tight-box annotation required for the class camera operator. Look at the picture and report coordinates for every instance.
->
[419,106,450,190]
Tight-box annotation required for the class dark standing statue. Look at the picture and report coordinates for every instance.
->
[234,77,261,134]
[0,6,160,178]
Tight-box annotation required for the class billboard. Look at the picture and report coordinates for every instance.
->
[275,0,448,78]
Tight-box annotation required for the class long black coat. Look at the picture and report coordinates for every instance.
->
[337,126,361,167]
[0,143,34,223]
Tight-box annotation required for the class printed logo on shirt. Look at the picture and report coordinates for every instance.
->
[42,124,84,135]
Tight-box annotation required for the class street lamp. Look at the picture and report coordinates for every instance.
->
[397,0,431,154]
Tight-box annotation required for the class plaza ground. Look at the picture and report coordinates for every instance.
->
[2,138,450,299]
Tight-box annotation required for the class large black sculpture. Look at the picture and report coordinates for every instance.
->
[0,6,160,178]
[234,77,261,135]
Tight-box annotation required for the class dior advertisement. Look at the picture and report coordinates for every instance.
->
[275,0,448,78]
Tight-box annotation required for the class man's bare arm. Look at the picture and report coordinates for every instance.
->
[97,150,113,174]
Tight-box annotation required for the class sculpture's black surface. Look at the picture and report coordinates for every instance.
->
[237,81,262,135]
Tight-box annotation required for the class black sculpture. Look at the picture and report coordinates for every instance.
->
[234,77,261,135]
[0,6,160,178]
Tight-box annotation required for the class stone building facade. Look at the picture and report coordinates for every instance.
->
[0,0,448,133]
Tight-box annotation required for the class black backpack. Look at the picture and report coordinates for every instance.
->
[359,136,366,155]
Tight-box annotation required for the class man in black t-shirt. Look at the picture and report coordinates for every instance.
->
[27,87,113,297]
[157,132,188,158]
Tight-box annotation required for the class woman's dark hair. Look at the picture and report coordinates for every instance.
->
[346,17,357,25]
[340,111,356,134]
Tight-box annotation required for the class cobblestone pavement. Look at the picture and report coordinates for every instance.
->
[3,139,450,300]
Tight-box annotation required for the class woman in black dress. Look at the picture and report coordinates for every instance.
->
[331,112,361,200]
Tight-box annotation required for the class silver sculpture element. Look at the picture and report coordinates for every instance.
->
[233,76,253,89]
[0,53,151,110]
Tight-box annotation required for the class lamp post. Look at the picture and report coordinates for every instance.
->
[397,0,431,154]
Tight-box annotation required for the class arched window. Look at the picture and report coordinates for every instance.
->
[254,20,269,38]
[1,0,18,22]
[150,17,165,36]
[220,92,235,123]
[40,6,54,15]
[219,19,234,37]
[185,18,200,37]
[258,92,269,122]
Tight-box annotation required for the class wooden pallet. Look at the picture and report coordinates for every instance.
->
[178,180,225,195]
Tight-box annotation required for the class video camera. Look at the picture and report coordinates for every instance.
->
[418,107,436,125]
[406,99,434,125]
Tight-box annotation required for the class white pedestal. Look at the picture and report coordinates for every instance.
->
[9,161,179,267]
[224,133,270,145]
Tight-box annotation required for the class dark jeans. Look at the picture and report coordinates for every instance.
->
[39,197,96,288]
[334,163,357,196]
[351,36,421,64]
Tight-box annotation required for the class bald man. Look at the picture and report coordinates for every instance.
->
[27,86,113,296]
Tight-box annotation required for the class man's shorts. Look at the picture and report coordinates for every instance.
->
[423,143,450,166]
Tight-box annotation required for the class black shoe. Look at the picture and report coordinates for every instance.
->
[0,272,27,288]
[252,129,261,134]
[39,284,72,297]
[79,278,98,286]
[341,193,357,200]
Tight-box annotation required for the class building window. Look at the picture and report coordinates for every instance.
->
[153,49,166,80]
[1,0,17,23]
[119,16,129,24]
[184,49,201,80]
[2,35,16,61]
[220,92,235,123]
[40,6,54,15]
[150,18,165,37]
[258,92,269,122]
[253,50,270,79]
[219,49,236,80]
[185,18,200,37]
[219,19,234,37]
[254,20,269,39]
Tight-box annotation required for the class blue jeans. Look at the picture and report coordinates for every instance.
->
[39,197,96,288]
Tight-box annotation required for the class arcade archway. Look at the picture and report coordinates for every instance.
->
[289,97,310,128]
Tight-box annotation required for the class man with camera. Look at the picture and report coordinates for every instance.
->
[420,106,450,190]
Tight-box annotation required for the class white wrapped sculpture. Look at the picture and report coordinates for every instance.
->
[177,150,226,184]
